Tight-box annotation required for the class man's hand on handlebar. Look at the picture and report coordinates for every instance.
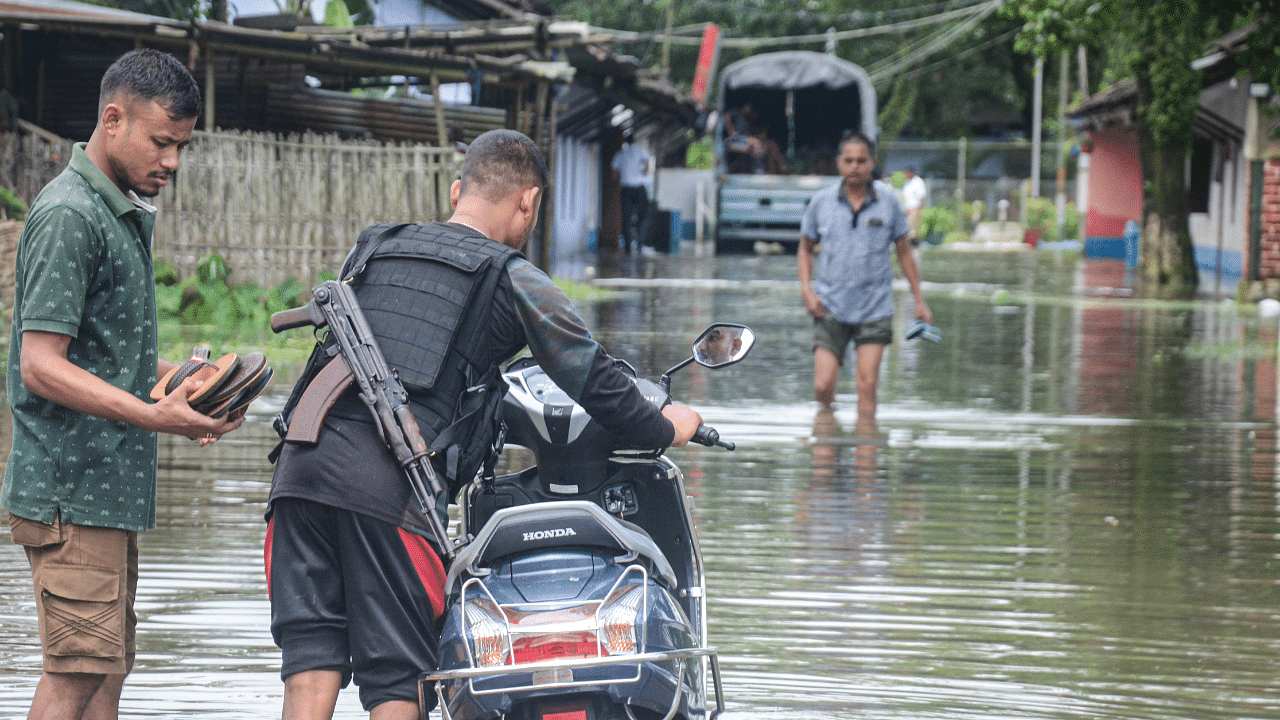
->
[662,403,703,447]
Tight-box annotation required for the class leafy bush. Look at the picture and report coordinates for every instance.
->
[1062,202,1080,240]
[889,171,906,189]
[686,138,712,170]
[1024,198,1081,242]
[920,205,958,237]
[0,186,27,220]
[156,252,318,338]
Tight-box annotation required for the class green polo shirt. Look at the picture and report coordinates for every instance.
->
[2,143,160,532]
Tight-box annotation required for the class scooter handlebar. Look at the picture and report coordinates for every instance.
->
[691,424,735,451]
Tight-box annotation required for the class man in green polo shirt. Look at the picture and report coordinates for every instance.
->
[2,49,243,720]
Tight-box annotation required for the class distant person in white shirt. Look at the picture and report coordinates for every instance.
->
[611,132,651,253]
[901,166,927,244]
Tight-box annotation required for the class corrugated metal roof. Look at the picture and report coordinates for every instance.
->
[2,0,699,136]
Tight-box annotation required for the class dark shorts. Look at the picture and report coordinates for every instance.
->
[813,315,893,365]
[9,513,138,674]
[265,497,446,711]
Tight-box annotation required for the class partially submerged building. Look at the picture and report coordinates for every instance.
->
[1071,26,1278,295]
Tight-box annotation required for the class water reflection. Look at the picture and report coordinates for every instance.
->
[1,252,1279,719]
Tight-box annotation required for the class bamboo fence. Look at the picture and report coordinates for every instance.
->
[0,123,463,291]
[0,120,74,206]
[154,130,463,289]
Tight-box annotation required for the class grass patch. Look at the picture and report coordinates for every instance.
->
[1180,340,1278,360]
[555,278,618,302]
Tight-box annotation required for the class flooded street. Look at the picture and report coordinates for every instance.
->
[3,250,1279,719]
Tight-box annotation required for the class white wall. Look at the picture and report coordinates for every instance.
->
[552,134,601,257]
[1188,137,1248,278]
[1190,78,1250,282]
[654,168,715,226]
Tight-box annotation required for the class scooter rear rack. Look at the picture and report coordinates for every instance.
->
[420,646,726,720]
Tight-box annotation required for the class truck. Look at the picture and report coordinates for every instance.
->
[714,50,878,252]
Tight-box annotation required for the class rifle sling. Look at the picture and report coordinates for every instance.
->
[285,356,355,444]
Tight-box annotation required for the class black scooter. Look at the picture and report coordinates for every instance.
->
[419,323,755,720]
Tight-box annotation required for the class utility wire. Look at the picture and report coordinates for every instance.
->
[888,27,1019,82]
[866,1,1002,83]
[676,0,995,26]
[590,0,1003,49]
[864,11,973,75]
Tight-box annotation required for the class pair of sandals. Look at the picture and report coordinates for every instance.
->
[150,347,274,418]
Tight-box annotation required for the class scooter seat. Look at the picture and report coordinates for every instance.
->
[447,501,678,595]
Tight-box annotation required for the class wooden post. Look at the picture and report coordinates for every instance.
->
[516,85,528,135]
[236,57,249,128]
[429,68,448,146]
[1030,57,1043,199]
[538,88,556,271]
[1056,52,1069,236]
[34,35,45,127]
[204,45,216,132]
[532,81,548,146]
[2,24,15,94]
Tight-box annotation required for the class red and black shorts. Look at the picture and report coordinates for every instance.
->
[265,497,447,711]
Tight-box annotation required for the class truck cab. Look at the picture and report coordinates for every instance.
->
[715,51,878,252]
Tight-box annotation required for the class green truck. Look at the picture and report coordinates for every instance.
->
[715,51,878,252]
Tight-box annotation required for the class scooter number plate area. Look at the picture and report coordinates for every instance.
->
[541,710,586,720]
[531,667,574,686]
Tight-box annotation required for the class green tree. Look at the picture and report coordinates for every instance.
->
[548,0,1027,132]
[1006,0,1277,296]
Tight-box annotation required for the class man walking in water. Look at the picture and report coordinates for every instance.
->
[797,132,931,419]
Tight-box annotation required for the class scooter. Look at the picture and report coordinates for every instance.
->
[419,323,755,720]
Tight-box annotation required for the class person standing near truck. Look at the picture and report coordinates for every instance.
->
[797,132,932,418]
[611,132,650,253]
[901,166,927,244]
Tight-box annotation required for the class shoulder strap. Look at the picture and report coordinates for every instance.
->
[343,222,413,280]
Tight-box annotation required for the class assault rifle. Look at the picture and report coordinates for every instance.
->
[271,280,454,560]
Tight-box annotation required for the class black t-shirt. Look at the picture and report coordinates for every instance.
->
[269,248,674,539]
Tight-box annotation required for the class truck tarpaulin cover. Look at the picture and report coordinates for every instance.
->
[720,50,870,91]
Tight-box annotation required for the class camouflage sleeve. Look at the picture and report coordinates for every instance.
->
[507,257,675,448]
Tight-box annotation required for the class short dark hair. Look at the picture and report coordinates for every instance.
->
[459,129,549,202]
[837,131,875,157]
[100,49,202,120]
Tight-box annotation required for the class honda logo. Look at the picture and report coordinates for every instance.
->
[522,527,578,541]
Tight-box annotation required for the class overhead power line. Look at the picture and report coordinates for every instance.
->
[866,0,1003,84]
[590,0,1004,50]
[888,28,1019,82]
[678,0,995,26]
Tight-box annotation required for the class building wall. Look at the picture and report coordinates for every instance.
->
[1259,158,1280,280]
[552,134,601,258]
[655,168,715,243]
[1189,139,1248,288]
[1083,125,1143,259]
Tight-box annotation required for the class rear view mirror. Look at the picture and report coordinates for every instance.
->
[692,324,755,368]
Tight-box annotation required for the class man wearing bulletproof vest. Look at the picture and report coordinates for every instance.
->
[264,129,705,720]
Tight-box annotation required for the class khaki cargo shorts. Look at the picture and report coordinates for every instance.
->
[9,513,138,674]
[813,315,893,365]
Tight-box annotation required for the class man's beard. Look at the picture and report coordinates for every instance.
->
[134,171,174,198]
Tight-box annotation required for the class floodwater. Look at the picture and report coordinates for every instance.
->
[2,250,1279,719]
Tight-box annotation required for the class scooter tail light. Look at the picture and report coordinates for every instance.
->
[597,583,644,655]
[511,632,601,664]
[464,598,509,667]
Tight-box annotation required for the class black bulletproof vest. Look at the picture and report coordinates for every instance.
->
[279,222,518,491]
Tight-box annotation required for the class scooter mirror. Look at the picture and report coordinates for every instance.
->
[692,323,755,368]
